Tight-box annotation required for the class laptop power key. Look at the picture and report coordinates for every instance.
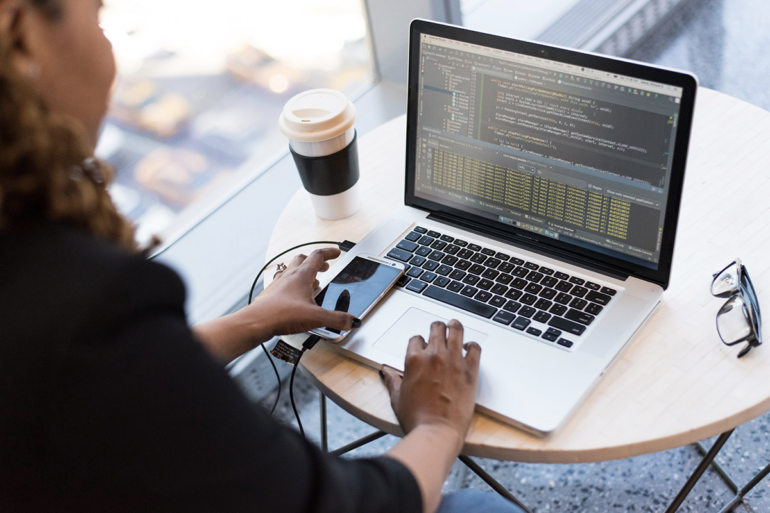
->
[422,286,497,319]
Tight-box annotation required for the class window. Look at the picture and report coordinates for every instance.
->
[97,0,372,244]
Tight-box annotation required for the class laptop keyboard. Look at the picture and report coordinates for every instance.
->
[385,226,617,349]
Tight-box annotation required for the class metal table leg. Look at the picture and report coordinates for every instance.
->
[665,429,735,513]
[320,393,328,453]
[695,440,739,493]
[717,460,770,513]
[459,455,533,513]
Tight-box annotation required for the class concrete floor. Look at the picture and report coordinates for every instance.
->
[256,1,770,511]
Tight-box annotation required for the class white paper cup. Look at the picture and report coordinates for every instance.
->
[279,89,360,220]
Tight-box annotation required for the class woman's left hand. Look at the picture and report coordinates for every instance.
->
[193,247,359,363]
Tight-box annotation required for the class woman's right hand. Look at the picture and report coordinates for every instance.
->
[381,319,481,447]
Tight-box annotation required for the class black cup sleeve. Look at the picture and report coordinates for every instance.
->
[290,131,359,197]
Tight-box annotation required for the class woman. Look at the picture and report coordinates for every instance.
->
[0,1,523,512]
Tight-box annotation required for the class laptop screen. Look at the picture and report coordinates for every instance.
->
[412,33,685,269]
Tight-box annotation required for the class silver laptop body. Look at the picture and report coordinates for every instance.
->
[321,20,697,435]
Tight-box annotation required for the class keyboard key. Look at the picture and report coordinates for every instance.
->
[444,245,460,256]
[430,240,447,251]
[405,231,421,242]
[496,274,513,285]
[498,262,515,274]
[449,269,466,281]
[409,256,426,267]
[478,279,494,291]
[427,230,441,238]
[423,260,439,271]
[534,311,551,323]
[519,306,536,318]
[456,259,471,270]
[542,328,561,342]
[470,253,487,264]
[504,289,523,301]
[503,300,521,313]
[511,257,525,266]
[476,291,493,303]
[565,308,595,325]
[511,278,527,289]
[418,235,434,246]
[406,267,423,278]
[569,298,588,310]
[512,267,529,278]
[396,275,410,287]
[557,338,574,348]
[569,276,585,285]
[555,281,572,292]
[396,240,419,252]
[586,291,612,306]
[554,272,569,280]
[447,281,463,292]
[406,280,428,293]
[539,288,557,300]
[416,246,432,257]
[485,258,501,269]
[571,286,588,298]
[469,264,485,275]
[434,276,451,288]
[491,284,508,296]
[555,293,571,305]
[482,269,500,280]
[496,252,510,261]
[527,271,544,283]
[524,283,543,294]
[585,303,603,315]
[422,286,497,319]
[524,262,539,270]
[534,298,552,311]
[585,281,600,291]
[414,226,427,233]
[550,304,568,316]
[520,294,537,306]
[481,248,496,256]
[489,295,506,308]
[461,285,479,297]
[601,287,617,296]
[526,327,542,337]
[421,272,437,283]
[512,317,531,330]
[442,255,458,266]
[387,248,412,262]
[440,235,454,243]
[458,249,474,259]
[428,251,445,261]
[541,276,559,288]
[454,239,468,247]
[540,267,554,276]
[493,310,516,325]
[468,244,482,251]
[548,317,586,336]
[436,265,452,276]
[462,274,480,286]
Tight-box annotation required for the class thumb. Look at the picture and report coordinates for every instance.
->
[317,308,360,332]
[380,365,402,404]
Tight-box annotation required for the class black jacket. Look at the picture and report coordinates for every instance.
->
[0,220,421,513]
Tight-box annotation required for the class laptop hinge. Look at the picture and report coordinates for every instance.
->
[427,211,631,281]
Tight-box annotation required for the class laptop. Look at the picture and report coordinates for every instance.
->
[324,19,697,435]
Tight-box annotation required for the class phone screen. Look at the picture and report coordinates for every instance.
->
[314,257,402,334]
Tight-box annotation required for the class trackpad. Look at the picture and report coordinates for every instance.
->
[373,307,488,360]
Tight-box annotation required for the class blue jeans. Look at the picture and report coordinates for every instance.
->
[437,489,525,513]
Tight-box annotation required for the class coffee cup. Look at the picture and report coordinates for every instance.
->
[279,89,361,220]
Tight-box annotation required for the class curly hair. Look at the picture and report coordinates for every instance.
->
[0,0,137,251]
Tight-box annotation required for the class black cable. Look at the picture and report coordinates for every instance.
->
[289,347,308,439]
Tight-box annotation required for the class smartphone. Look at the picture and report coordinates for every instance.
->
[310,254,406,341]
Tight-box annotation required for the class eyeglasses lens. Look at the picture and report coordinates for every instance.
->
[717,294,753,344]
[712,262,741,297]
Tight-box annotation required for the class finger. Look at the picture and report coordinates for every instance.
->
[406,335,426,359]
[427,320,448,353]
[446,319,464,357]
[319,262,330,273]
[300,248,342,276]
[381,365,402,406]
[315,307,359,332]
[313,279,320,289]
[463,342,482,376]
[287,254,307,270]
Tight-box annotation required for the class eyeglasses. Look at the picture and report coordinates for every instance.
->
[711,259,762,358]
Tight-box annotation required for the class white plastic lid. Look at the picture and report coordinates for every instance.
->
[279,89,357,143]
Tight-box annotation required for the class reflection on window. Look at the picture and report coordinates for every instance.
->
[97,0,372,243]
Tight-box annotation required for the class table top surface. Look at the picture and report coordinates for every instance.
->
[265,88,770,463]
